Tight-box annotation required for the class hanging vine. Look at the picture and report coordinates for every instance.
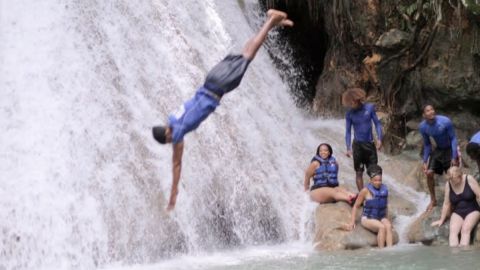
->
[376,0,445,114]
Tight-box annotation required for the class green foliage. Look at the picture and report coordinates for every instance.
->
[462,0,480,15]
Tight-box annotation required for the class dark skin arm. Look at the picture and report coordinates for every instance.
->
[166,141,184,211]
[446,121,459,166]
[304,161,319,192]
[347,188,368,230]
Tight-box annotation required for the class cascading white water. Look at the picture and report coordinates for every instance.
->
[0,0,428,269]
[0,0,312,268]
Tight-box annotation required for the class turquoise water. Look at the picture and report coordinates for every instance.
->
[207,246,479,270]
[105,244,480,270]
[228,246,479,270]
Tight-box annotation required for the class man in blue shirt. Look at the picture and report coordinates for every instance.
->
[152,10,293,211]
[419,104,459,211]
[466,131,480,180]
[343,88,383,191]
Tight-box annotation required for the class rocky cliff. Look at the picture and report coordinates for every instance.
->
[261,0,480,154]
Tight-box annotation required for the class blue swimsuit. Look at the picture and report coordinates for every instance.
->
[449,175,480,219]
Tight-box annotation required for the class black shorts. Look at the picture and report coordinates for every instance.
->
[203,54,251,98]
[428,148,452,175]
[353,141,378,172]
[310,183,339,191]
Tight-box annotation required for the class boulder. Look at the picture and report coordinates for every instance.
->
[313,202,399,250]
[407,208,449,245]
[375,29,411,50]
[407,207,480,246]
[382,152,423,191]
[405,118,421,132]
[405,131,423,151]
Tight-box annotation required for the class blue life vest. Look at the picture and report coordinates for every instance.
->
[311,155,339,188]
[470,131,480,144]
[362,183,388,219]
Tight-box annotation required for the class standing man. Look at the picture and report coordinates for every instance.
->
[466,130,480,180]
[419,104,459,211]
[152,10,294,211]
[343,88,383,191]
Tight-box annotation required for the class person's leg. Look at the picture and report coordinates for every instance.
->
[309,187,337,203]
[242,10,293,60]
[332,187,355,203]
[355,171,364,191]
[425,171,437,211]
[440,149,453,175]
[361,217,386,248]
[353,143,365,191]
[333,186,357,205]
[426,150,449,211]
[449,213,464,247]
[459,211,480,246]
[381,218,393,247]
[335,186,357,198]
[366,142,379,169]
[203,10,293,96]
[425,152,441,211]
[309,187,355,204]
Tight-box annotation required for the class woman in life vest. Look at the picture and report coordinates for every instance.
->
[304,143,357,204]
[431,166,480,247]
[347,164,393,248]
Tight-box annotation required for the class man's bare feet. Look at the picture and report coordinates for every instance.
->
[267,9,294,27]
[426,200,437,212]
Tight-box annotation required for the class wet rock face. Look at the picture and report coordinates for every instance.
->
[375,29,411,49]
[262,0,480,152]
[258,0,328,107]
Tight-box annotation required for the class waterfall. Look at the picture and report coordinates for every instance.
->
[0,0,314,268]
[0,0,427,269]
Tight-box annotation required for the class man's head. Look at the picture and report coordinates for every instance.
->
[342,88,366,109]
[422,104,436,121]
[466,142,480,161]
[152,125,172,144]
[367,164,383,189]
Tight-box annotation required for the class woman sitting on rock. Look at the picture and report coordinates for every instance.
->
[347,164,393,248]
[431,166,480,247]
[304,143,357,205]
